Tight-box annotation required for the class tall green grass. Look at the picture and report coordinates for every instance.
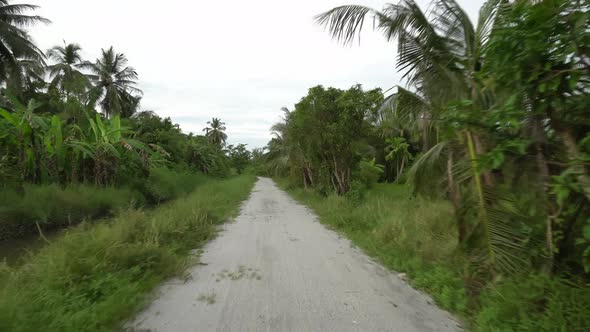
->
[143,167,207,203]
[0,185,143,241]
[0,174,256,332]
[0,168,208,241]
[283,181,590,331]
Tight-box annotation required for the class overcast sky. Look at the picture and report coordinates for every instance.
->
[28,0,484,148]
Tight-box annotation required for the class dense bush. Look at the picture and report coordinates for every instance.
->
[475,275,590,331]
[143,167,207,203]
[356,158,384,188]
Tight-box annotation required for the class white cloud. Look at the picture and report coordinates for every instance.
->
[27,0,484,148]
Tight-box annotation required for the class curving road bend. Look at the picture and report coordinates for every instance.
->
[130,177,461,332]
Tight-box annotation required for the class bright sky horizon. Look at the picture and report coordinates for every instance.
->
[28,0,484,149]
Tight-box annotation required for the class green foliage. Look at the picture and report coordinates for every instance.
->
[262,85,383,194]
[0,40,242,240]
[267,0,590,329]
[88,47,142,118]
[0,1,49,88]
[0,174,255,332]
[203,117,227,146]
[475,274,590,331]
[0,184,143,241]
[144,167,206,203]
[285,181,590,331]
[357,158,384,187]
[187,135,232,177]
[384,136,412,182]
[226,143,251,174]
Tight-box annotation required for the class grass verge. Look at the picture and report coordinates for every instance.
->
[0,174,256,332]
[0,168,207,242]
[281,180,590,331]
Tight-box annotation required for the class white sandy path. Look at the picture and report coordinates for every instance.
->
[130,177,462,332]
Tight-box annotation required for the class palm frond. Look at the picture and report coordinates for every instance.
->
[407,141,448,194]
[315,5,375,45]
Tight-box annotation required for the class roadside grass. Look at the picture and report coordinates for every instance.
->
[0,174,256,332]
[0,168,208,242]
[0,184,143,241]
[281,180,590,331]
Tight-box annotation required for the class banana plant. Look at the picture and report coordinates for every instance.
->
[68,111,148,185]
[385,136,412,182]
[40,115,69,182]
[0,98,46,182]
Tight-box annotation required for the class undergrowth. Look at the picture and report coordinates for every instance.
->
[280,180,590,331]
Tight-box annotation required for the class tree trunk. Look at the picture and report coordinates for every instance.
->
[332,157,345,195]
[447,148,466,242]
[330,173,338,193]
[396,158,406,183]
[466,130,496,267]
[532,115,554,273]
[422,120,430,152]
[302,171,307,189]
[473,133,495,187]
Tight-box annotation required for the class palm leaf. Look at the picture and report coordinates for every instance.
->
[315,5,375,45]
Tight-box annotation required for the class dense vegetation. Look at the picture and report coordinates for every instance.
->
[256,0,590,330]
[0,2,258,330]
[0,175,256,331]
[0,1,251,242]
[2,0,589,330]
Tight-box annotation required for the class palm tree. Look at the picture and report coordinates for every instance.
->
[46,42,92,98]
[316,0,530,273]
[5,58,44,99]
[0,0,49,85]
[202,117,227,146]
[88,47,142,118]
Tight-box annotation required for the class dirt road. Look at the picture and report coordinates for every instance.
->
[130,178,460,331]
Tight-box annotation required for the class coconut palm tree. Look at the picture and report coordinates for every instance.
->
[4,58,44,99]
[203,117,227,146]
[0,0,49,85]
[88,47,142,118]
[46,42,92,98]
[316,0,531,273]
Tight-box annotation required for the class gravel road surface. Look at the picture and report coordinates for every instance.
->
[130,177,461,332]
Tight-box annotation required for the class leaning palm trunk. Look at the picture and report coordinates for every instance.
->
[447,148,466,242]
[472,133,495,187]
[466,130,496,269]
[530,113,554,273]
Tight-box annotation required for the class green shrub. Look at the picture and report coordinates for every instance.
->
[0,184,143,241]
[475,274,590,331]
[356,158,384,188]
[144,167,206,203]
